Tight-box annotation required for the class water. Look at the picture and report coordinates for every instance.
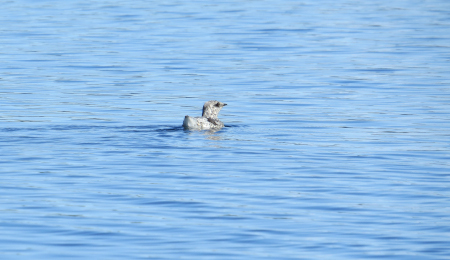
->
[1,0,450,259]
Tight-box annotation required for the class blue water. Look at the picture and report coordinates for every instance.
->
[1,0,450,259]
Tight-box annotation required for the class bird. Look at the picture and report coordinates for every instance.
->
[183,100,227,130]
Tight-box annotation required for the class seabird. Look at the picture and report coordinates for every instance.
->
[183,100,227,130]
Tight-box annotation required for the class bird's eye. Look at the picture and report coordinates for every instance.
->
[215,103,220,107]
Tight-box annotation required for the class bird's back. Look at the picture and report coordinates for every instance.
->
[183,116,198,129]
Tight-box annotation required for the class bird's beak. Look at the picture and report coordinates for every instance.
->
[223,103,227,106]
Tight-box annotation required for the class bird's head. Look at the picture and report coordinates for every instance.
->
[202,100,227,118]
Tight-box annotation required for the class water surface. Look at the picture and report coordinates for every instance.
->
[1,0,450,259]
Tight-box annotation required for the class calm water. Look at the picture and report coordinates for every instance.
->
[1,0,450,259]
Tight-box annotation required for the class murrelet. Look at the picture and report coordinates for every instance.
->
[183,100,227,130]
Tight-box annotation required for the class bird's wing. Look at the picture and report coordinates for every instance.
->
[207,118,220,125]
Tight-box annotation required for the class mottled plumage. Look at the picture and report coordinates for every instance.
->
[183,100,227,130]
